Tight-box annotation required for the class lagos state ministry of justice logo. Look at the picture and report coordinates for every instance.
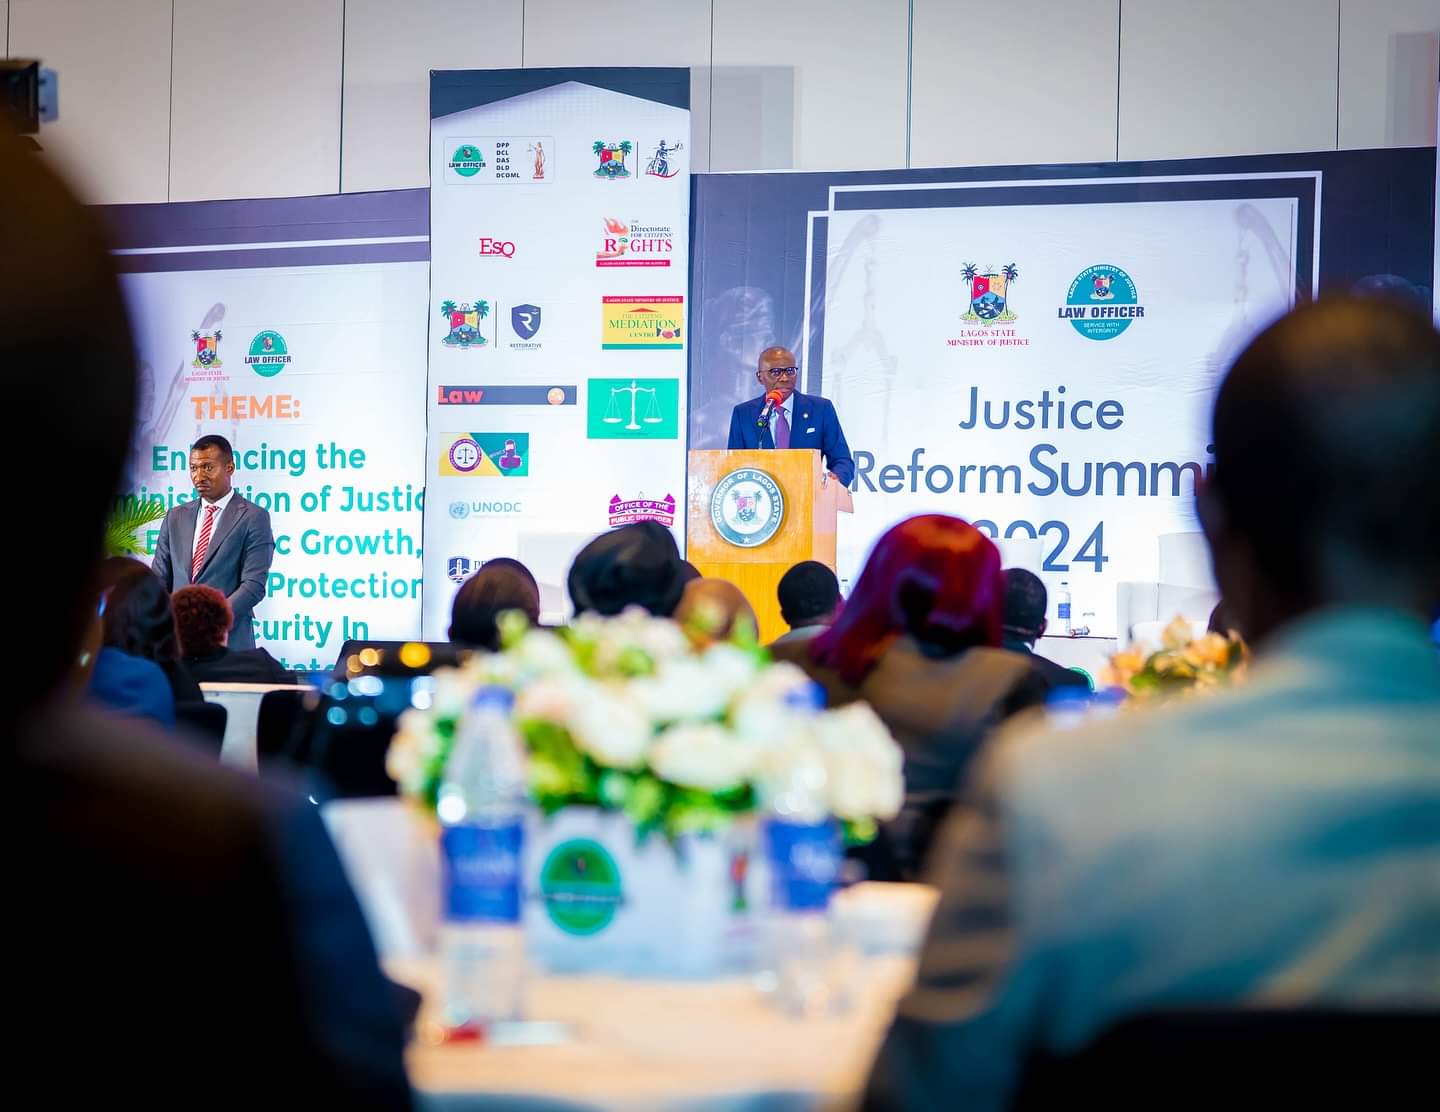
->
[710,467,784,548]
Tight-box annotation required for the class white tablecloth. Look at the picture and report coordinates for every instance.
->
[325,799,937,1110]
[388,954,918,1112]
[200,682,297,770]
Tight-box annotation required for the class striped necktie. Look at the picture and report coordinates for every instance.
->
[192,503,218,581]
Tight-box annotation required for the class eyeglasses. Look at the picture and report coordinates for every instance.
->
[763,367,798,378]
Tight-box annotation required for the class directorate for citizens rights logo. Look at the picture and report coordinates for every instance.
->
[1061,264,1143,340]
[244,330,291,377]
[710,467,784,548]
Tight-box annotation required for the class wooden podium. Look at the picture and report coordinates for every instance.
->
[687,449,853,644]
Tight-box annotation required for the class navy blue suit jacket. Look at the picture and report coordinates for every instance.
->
[726,391,854,486]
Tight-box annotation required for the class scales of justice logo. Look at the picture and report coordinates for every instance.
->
[603,380,661,431]
[961,262,1020,323]
[710,467,785,548]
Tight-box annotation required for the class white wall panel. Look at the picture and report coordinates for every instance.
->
[1119,0,1339,161]
[710,0,908,171]
[1338,0,1439,149]
[170,0,343,201]
[341,0,522,193]
[910,0,1118,168]
[2,2,9,56]
[522,0,712,171]
[10,0,171,203]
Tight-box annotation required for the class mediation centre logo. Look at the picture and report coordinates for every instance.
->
[710,467,785,548]
[601,296,683,349]
[586,378,680,439]
[592,140,634,179]
[438,432,530,477]
[596,217,674,267]
[244,330,291,377]
[608,493,677,528]
[439,299,492,348]
[1060,264,1144,340]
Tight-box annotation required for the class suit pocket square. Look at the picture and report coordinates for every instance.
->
[806,427,816,434]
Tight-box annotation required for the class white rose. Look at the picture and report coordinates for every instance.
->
[512,629,578,679]
[514,674,590,726]
[754,732,830,822]
[648,723,754,792]
[701,644,760,702]
[386,712,442,796]
[630,658,731,723]
[814,704,904,821]
[633,614,691,664]
[428,666,476,720]
[566,685,653,769]
[732,662,817,746]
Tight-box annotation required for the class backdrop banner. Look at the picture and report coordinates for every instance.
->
[425,68,691,631]
[105,190,429,669]
[691,148,1436,636]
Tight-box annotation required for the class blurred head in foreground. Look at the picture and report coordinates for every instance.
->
[568,522,686,618]
[1000,568,1048,647]
[0,127,136,720]
[449,558,541,651]
[172,586,233,657]
[1201,297,1440,645]
[98,557,183,670]
[811,514,1003,686]
[675,578,758,647]
[777,560,842,631]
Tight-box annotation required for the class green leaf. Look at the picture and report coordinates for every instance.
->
[104,497,168,557]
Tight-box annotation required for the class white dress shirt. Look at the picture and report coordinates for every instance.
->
[191,488,235,561]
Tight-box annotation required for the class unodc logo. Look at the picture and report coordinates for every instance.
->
[710,467,784,548]
[449,500,470,520]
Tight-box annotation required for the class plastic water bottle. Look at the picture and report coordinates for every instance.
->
[762,681,851,1014]
[437,686,527,1034]
[1057,580,1073,635]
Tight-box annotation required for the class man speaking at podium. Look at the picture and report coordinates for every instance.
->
[726,346,854,486]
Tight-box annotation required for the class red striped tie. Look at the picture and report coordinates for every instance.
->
[191,503,218,581]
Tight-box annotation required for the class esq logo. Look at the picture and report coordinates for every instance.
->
[478,237,516,258]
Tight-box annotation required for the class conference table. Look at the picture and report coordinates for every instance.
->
[327,797,938,1109]
[390,950,919,1112]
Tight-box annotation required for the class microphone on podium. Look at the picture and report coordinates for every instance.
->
[756,389,784,428]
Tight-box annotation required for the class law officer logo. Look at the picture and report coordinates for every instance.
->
[1062,264,1142,340]
[710,467,785,548]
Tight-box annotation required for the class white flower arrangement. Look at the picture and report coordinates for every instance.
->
[386,607,905,843]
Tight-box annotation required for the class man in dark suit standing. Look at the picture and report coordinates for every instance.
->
[152,434,273,649]
[1001,569,1090,692]
[726,346,854,486]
